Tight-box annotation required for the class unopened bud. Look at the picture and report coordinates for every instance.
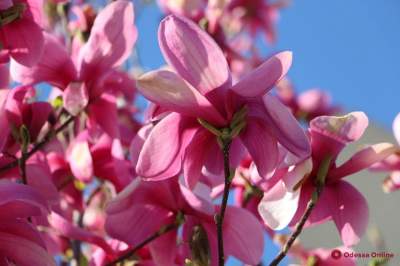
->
[189,225,211,266]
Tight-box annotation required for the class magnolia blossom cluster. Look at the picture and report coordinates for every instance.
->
[0,0,398,266]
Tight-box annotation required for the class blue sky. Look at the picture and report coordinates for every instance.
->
[132,1,400,264]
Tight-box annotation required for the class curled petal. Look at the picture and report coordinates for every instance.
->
[231,51,292,97]
[310,112,368,144]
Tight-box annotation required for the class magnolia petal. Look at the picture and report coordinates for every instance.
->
[223,206,264,265]
[136,113,196,180]
[10,33,77,88]
[332,181,369,247]
[0,90,10,151]
[88,93,119,138]
[231,51,292,97]
[159,15,231,95]
[310,111,369,144]
[393,113,400,145]
[329,143,397,180]
[148,230,178,266]
[263,94,311,160]
[137,70,225,125]
[240,119,278,179]
[282,158,313,191]
[180,179,214,215]
[67,140,93,182]
[0,232,55,266]
[3,18,44,67]
[0,181,49,220]
[48,212,114,255]
[183,129,213,189]
[63,82,88,116]
[78,0,136,77]
[105,204,172,247]
[258,181,301,230]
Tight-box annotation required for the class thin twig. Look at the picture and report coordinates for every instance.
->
[216,139,232,266]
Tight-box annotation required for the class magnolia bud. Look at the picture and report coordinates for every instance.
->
[189,225,210,266]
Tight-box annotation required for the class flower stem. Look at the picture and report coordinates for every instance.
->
[216,138,232,266]
[269,156,332,266]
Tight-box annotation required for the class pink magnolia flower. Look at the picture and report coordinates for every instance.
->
[258,112,396,246]
[0,180,55,266]
[105,177,265,265]
[10,0,137,139]
[135,15,310,188]
[0,0,44,66]
[370,112,400,193]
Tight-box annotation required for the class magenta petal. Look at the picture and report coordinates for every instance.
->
[0,232,55,266]
[48,212,114,255]
[223,206,264,265]
[0,63,9,88]
[329,143,397,180]
[88,93,119,138]
[10,33,77,88]
[331,181,369,246]
[263,94,311,159]
[310,111,369,144]
[26,164,59,204]
[105,204,172,246]
[137,70,225,125]
[183,129,212,188]
[231,51,292,97]
[78,0,136,76]
[148,230,177,266]
[240,119,278,178]
[0,90,10,151]
[159,15,231,95]
[180,179,214,215]
[136,113,196,180]
[3,19,44,67]
[0,181,49,220]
